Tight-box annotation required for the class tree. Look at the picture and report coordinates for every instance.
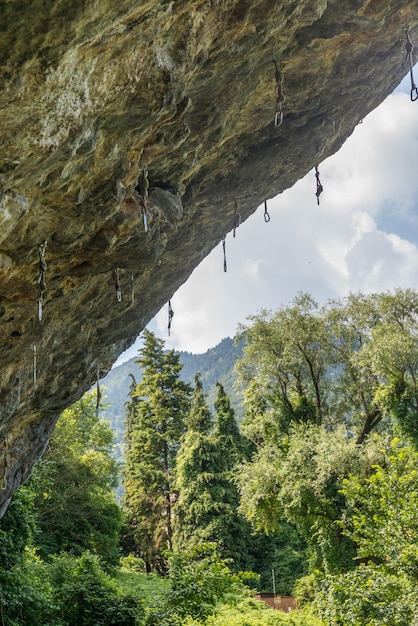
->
[122,330,191,572]
[174,379,254,571]
[31,392,122,565]
[314,437,418,625]
[237,290,418,447]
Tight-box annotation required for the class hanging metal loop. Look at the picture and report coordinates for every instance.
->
[404,26,418,101]
[233,198,241,238]
[315,165,324,205]
[168,300,174,335]
[1,439,7,491]
[273,60,285,126]
[114,268,122,302]
[263,200,271,223]
[222,236,227,272]
[38,240,47,321]
[33,344,37,386]
[96,369,102,418]
[130,274,135,305]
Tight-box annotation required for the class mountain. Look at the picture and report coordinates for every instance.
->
[99,336,245,458]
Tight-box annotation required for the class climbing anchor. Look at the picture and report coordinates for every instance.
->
[273,60,285,126]
[143,209,148,233]
[168,300,174,336]
[315,165,323,205]
[96,369,102,418]
[114,268,122,302]
[37,240,47,321]
[33,344,37,386]
[222,236,227,272]
[264,200,271,223]
[0,439,7,491]
[233,199,241,238]
[404,26,418,101]
[130,274,135,305]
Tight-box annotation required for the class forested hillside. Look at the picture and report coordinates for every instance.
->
[4,290,418,625]
[100,336,244,452]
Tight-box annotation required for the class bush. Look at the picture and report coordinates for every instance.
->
[120,554,146,573]
[180,598,325,625]
[49,551,144,625]
[316,565,418,625]
[146,544,256,625]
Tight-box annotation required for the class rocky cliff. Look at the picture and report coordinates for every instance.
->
[0,0,417,516]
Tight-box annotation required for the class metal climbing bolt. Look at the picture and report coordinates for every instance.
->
[33,344,37,386]
[131,274,135,305]
[0,439,7,491]
[273,60,285,126]
[404,26,418,101]
[233,199,241,238]
[37,240,47,321]
[96,369,102,418]
[114,268,122,302]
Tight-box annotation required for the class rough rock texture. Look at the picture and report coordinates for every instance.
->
[0,0,417,516]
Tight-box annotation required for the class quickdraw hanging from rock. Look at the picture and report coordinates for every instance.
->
[130,274,135,305]
[1,438,7,491]
[233,199,241,238]
[263,200,271,223]
[315,165,323,205]
[168,300,174,335]
[114,268,122,302]
[222,235,227,272]
[33,344,37,386]
[142,208,148,232]
[142,166,149,232]
[96,369,102,418]
[404,26,418,102]
[273,60,285,127]
[37,241,47,321]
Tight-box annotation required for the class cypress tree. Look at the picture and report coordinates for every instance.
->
[174,380,254,571]
[122,330,191,573]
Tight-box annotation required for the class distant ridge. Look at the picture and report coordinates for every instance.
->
[99,337,245,459]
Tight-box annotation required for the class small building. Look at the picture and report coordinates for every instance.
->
[254,592,298,613]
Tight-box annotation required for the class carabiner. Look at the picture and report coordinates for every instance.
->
[274,109,283,127]
[264,200,271,223]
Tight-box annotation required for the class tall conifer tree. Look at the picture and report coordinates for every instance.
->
[122,330,191,572]
[174,379,253,570]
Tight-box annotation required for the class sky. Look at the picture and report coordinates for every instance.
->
[115,70,418,364]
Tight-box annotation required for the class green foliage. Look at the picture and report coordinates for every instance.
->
[146,544,254,626]
[0,481,37,568]
[174,381,255,572]
[340,438,418,577]
[122,330,192,571]
[100,336,245,449]
[316,566,418,625]
[252,524,308,595]
[0,484,55,625]
[238,425,385,573]
[49,551,144,626]
[30,392,122,565]
[237,290,418,445]
[0,546,54,626]
[180,598,324,626]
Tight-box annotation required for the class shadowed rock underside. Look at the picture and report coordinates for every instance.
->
[0,0,417,516]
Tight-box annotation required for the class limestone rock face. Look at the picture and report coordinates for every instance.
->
[0,0,417,516]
